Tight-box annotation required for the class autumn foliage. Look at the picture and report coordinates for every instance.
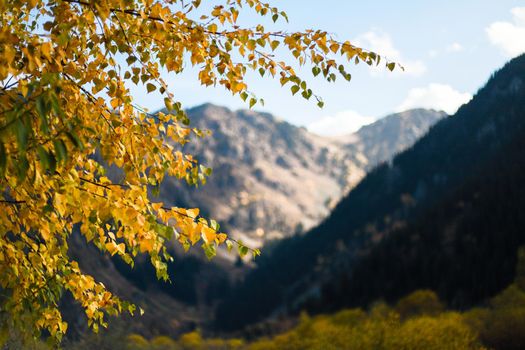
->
[0,0,394,342]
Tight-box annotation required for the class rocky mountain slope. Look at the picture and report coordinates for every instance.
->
[159,104,444,247]
[343,108,447,168]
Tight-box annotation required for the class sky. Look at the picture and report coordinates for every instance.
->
[129,0,525,136]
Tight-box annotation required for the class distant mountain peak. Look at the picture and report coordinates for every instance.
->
[159,105,443,247]
[345,109,446,168]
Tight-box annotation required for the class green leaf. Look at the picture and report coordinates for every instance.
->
[36,146,51,170]
[199,164,212,176]
[238,244,249,258]
[14,119,28,151]
[181,113,190,126]
[154,223,167,238]
[202,244,216,260]
[165,227,175,240]
[387,62,396,71]
[53,139,67,164]
[36,96,50,134]
[164,97,173,111]
[301,89,312,100]
[17,154,29,182]
[291,85,300,95]
[146,83,156,93]
[126,56,137,65]
[66,131,84,150]
[88,210,98,224]
[210,219,219,231]
[36,95,48,118]
[239,247,249,258]
[48,152,57,174]
[249,98,256,109]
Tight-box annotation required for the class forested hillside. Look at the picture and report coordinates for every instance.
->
[215,54,525,331]
[64,249,525,350]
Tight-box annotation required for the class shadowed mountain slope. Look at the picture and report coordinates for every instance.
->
[215,54,525,331]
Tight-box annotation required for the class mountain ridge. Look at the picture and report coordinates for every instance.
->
[214,53,525,331]
[158,104,445,247]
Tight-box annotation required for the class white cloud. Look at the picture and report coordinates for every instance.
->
[355,31,401,60]
[307,110,376,136]
[428,42,463,58]
[486,7,525,57]
[397,83,472,115]
[353,31,426,77]
[446,42,463,52]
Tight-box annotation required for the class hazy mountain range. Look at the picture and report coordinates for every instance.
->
[159,105,445,247]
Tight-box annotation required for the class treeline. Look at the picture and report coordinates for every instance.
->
[61,249,525,349]
[12,284,525,349]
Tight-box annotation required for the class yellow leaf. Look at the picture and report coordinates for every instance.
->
[186,208,199,218]
[110,98,119,109]
[201,226,217,244]
[152,202,163,211]
[330,43,340,54]
[189,223,201,244]
[105,242,118,256]
[139,238,154,252]
[41,42,52,61]
[217,233,227,244]
[137,214,146,226]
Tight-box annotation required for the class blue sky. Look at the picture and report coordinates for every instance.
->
[130,0,525,136]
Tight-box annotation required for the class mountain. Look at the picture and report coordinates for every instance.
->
[159,104,444,247]
[159,104,348,247]
[215,54,525,331]
[344,108,446,169]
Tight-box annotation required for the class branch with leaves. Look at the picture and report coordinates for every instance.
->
[0,0,395,343]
